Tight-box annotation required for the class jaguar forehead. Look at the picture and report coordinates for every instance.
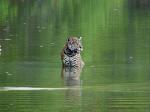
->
[68,37,79,41]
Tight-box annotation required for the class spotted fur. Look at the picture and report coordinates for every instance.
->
[61,37,84,67]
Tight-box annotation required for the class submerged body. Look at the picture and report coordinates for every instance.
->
[61,37,84,67]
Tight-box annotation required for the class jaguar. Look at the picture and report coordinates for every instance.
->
[61,37,84,67]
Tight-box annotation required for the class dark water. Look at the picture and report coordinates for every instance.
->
[0,0,150,112]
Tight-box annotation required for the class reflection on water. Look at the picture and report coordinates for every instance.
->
[0,44,1,56]
[1,0,150,112]
[61,67,82,86]
[61,66,83,109]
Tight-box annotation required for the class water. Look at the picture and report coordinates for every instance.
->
[0,0,150,112]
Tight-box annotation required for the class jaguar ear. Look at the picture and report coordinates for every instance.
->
[79,37,82,41]
[79,37,83,51]
[67,37,70,42]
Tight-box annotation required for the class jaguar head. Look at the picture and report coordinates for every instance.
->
[67,37,83,53]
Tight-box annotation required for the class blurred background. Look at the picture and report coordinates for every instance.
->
[0,0,150,112]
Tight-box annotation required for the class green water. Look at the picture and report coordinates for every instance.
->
[0,0,150,112]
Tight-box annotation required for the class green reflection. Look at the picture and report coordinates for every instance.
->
[0,0,150,112]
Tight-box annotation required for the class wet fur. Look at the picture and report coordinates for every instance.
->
[61,37,84,67]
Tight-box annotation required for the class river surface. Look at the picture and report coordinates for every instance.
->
[0,0,150,112]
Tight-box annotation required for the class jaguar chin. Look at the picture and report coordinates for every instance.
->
[60,37,84,68]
